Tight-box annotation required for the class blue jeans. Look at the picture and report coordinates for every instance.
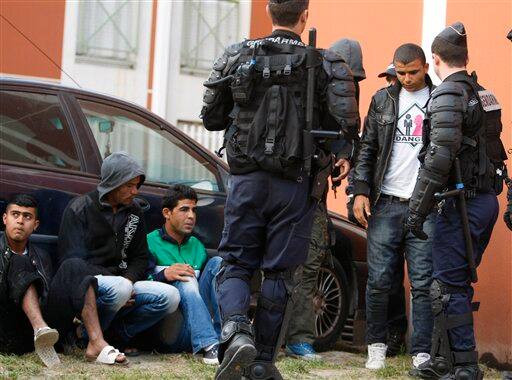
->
[432,193,498,351]
[95,275,180,343]
[167,257,222,354]
[365,196,435,354]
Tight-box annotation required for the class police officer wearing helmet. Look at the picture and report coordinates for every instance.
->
[201,0,359,379]
[405,22,507,380]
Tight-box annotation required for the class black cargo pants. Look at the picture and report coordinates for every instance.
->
[216,170,316,361]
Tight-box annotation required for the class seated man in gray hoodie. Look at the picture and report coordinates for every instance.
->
[58,151,180,353]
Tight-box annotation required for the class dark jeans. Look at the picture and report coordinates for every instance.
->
[286,204,328,345]
[432,192,498,352]
[387,254,408,334]
[366,196,434,354]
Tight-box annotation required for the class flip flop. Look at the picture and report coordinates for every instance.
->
[34,327,60,368]
[86,345,129,366]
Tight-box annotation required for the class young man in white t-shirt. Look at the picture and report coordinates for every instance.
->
[352,43,435,372]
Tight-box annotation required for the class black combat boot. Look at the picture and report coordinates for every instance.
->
[410,356,451,378]
[215,321,257,380]
[242,360,283,380]
[440,364,483,380]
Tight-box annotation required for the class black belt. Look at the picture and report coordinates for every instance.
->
[380,194,410,203]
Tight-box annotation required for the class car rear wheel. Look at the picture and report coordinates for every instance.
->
[313,256,350,352]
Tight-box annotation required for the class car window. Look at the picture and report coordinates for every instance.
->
[77,99,220,191]
[0,91,81,171]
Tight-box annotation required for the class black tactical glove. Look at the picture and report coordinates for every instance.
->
[405,210,429,240]
[504,185,512,231]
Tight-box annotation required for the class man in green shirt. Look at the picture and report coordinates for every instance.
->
[147,184,221,365]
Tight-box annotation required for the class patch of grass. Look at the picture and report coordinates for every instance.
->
[0,352,43,378]
[0,350,507,379]
[278,356,343,377]
[375,354,410,378]
[182,353,217,379]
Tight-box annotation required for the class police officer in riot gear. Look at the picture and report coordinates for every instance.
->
[201,1,359,379]
[504,30,512,231]
[405,22,507,380]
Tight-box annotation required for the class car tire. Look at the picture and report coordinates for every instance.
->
[313,256,350,352]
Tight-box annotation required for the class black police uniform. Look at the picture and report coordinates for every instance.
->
[201,29,359,379]
[504,30,512,231]
[406,22,507,380]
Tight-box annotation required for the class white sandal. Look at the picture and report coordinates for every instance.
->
[34,327,60,368]
[86,345,128,366]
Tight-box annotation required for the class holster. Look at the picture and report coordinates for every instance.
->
[310,150,333,201]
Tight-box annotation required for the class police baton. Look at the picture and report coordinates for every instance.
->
[303,28,316,175]
[434,158,478,283]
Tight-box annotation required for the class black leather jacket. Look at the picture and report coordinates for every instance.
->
[0,233,53,303]
[353,76,434,204]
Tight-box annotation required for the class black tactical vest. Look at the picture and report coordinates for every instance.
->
[225,38,322,178]
[451,73,507,194]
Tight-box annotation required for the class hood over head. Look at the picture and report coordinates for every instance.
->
[97,151,145,203]
[329,38,366,81]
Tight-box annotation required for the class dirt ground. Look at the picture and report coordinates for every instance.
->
[0,348,504,379]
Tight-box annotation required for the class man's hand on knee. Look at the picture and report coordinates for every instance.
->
[164,264,195,282]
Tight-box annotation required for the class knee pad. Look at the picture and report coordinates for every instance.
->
[216,263,253,286]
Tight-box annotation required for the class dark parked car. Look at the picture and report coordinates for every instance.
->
[0,78,368,350]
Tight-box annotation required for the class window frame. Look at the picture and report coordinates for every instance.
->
[0,86,91,175]
[75,0,140,68]
[68,93,227,194]
[180,0,241,76]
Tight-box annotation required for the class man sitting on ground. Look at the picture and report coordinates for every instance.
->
[147,184,222,365]
[0,194,61,367]
[0,194,126,366]
[58,152,180,354]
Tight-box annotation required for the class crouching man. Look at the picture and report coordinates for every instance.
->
[147,184,222,364]
[0,194,61,367]
[58,152,180,354]
[1,194,127,367]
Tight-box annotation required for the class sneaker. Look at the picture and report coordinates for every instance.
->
[365,343,387,370]
[412,352,431,369]
[203,344,219,365]
[285,343,322,361]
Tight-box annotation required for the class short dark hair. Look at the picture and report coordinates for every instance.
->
[162,185,198,211]
[393,43,426,65]
[6,194,38,218]
[268,0,309,27]
[431,38,468,67]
